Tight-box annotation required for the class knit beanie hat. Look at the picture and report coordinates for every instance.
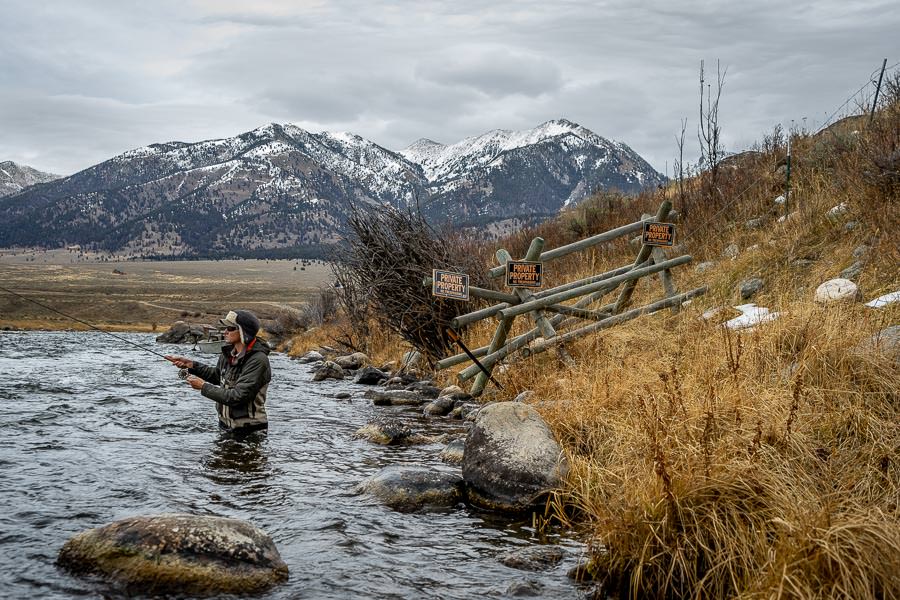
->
[219,309,261,344]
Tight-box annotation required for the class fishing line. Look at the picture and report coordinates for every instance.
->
[0,284,174,361]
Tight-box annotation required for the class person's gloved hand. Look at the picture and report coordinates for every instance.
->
[165,355,194,369]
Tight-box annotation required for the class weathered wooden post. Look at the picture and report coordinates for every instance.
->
[470,237,545,396]
[612,200,672,314]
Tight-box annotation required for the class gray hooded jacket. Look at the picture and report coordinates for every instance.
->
[189,338,271,430]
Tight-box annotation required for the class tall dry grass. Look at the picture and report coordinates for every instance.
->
[287,86,899,598]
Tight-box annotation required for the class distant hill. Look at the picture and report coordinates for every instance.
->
[0,120,665,257]
[0,161,60,197]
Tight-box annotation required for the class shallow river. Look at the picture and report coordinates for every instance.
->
[0,331,586,599]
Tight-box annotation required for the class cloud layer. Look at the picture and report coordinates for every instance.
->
[1,0,896,176]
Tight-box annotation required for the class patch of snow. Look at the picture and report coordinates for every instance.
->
[723,304,780,330]
[865,290,900,308]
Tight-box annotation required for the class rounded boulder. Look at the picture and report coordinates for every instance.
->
[462,402,568,512]
[814,278,861,304]
[57,514,288,596]
[357,465,463,512]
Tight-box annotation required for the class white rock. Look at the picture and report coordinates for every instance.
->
[724,304,780,330]
[865,290,900,308]
[722,244,739,259]
[826,202,849,221]
[814,278,860,304]
[774,194,786,205]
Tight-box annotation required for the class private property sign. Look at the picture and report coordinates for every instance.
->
[432,270,469,300]
[642,221,676,247]
[506,261,543,288]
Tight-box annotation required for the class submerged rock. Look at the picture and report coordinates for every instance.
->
[357,465,463,512]
[57,513,288,596]
[462,402,568,512]
[498,545,566,571]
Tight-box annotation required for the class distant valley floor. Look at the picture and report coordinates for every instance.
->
[0,251,333,332]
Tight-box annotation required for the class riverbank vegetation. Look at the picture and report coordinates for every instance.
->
[290,80,900,598]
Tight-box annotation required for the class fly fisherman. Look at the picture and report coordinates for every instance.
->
[165,310,271,433]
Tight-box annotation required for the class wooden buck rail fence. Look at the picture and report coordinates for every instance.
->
[424,200,707,396]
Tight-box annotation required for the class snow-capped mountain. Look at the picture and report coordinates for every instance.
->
[0,161,59,197]
[0,120,664,257]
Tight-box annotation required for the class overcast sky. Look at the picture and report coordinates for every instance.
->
[1,0,896,177]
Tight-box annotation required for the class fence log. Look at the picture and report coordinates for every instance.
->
[470,238,545,395]
[495,255,692,321]
[521,286,708,357]
[651,246,680,313]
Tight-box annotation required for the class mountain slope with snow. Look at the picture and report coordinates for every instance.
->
[0,120,663,257]
[0,161,60,197]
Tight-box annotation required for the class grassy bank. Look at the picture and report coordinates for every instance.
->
[291,86,899,598]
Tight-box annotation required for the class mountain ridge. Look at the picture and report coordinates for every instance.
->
[0,120,665,257]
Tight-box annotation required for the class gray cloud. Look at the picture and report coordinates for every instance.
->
[0,0,896,177]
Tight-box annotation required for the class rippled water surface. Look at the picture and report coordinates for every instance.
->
[0,332,585,599]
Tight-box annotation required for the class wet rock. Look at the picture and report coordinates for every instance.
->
[423,396,456,417]
[334,392,352,400]
[333,352,368,370]
[449,403,478,420]
[405,381,441,398]
[840,261,865,281]
[364,389,430,406]
[155,321,204,344]
[695,261,715,274]
[296,350,324,364]
[57,514,288,596]
[498,546,565,571]
[513,390,534,403]
[853,326,900,363]
[462,402,568,512]
[384,374,419,389]
[378,361,396,374]
[353,367,388,385]
[357,466,463,512]
[440,439,466,464]
[722,244,739,260]
[354,417,412,445]
[739,277,765,300]
[814,278,860,304]
[312,361,344,382]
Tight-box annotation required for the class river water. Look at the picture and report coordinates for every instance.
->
[0,331,586,599]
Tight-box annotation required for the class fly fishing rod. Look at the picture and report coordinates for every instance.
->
[0,284,191,377]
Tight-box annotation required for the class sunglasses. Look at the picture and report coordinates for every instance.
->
[224,326,238,332]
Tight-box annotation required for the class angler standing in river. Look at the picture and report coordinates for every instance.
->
[165,309,271,433]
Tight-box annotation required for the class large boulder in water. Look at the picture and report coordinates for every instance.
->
[462,402,568,512]
[334,352,368,370]
[57,514,288,596]
[357,465,463,512]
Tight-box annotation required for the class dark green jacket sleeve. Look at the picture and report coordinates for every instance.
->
[188,361,220,385]
[200,354,270,408]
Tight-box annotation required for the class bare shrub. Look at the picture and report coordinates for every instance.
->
[331,204,487,361]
